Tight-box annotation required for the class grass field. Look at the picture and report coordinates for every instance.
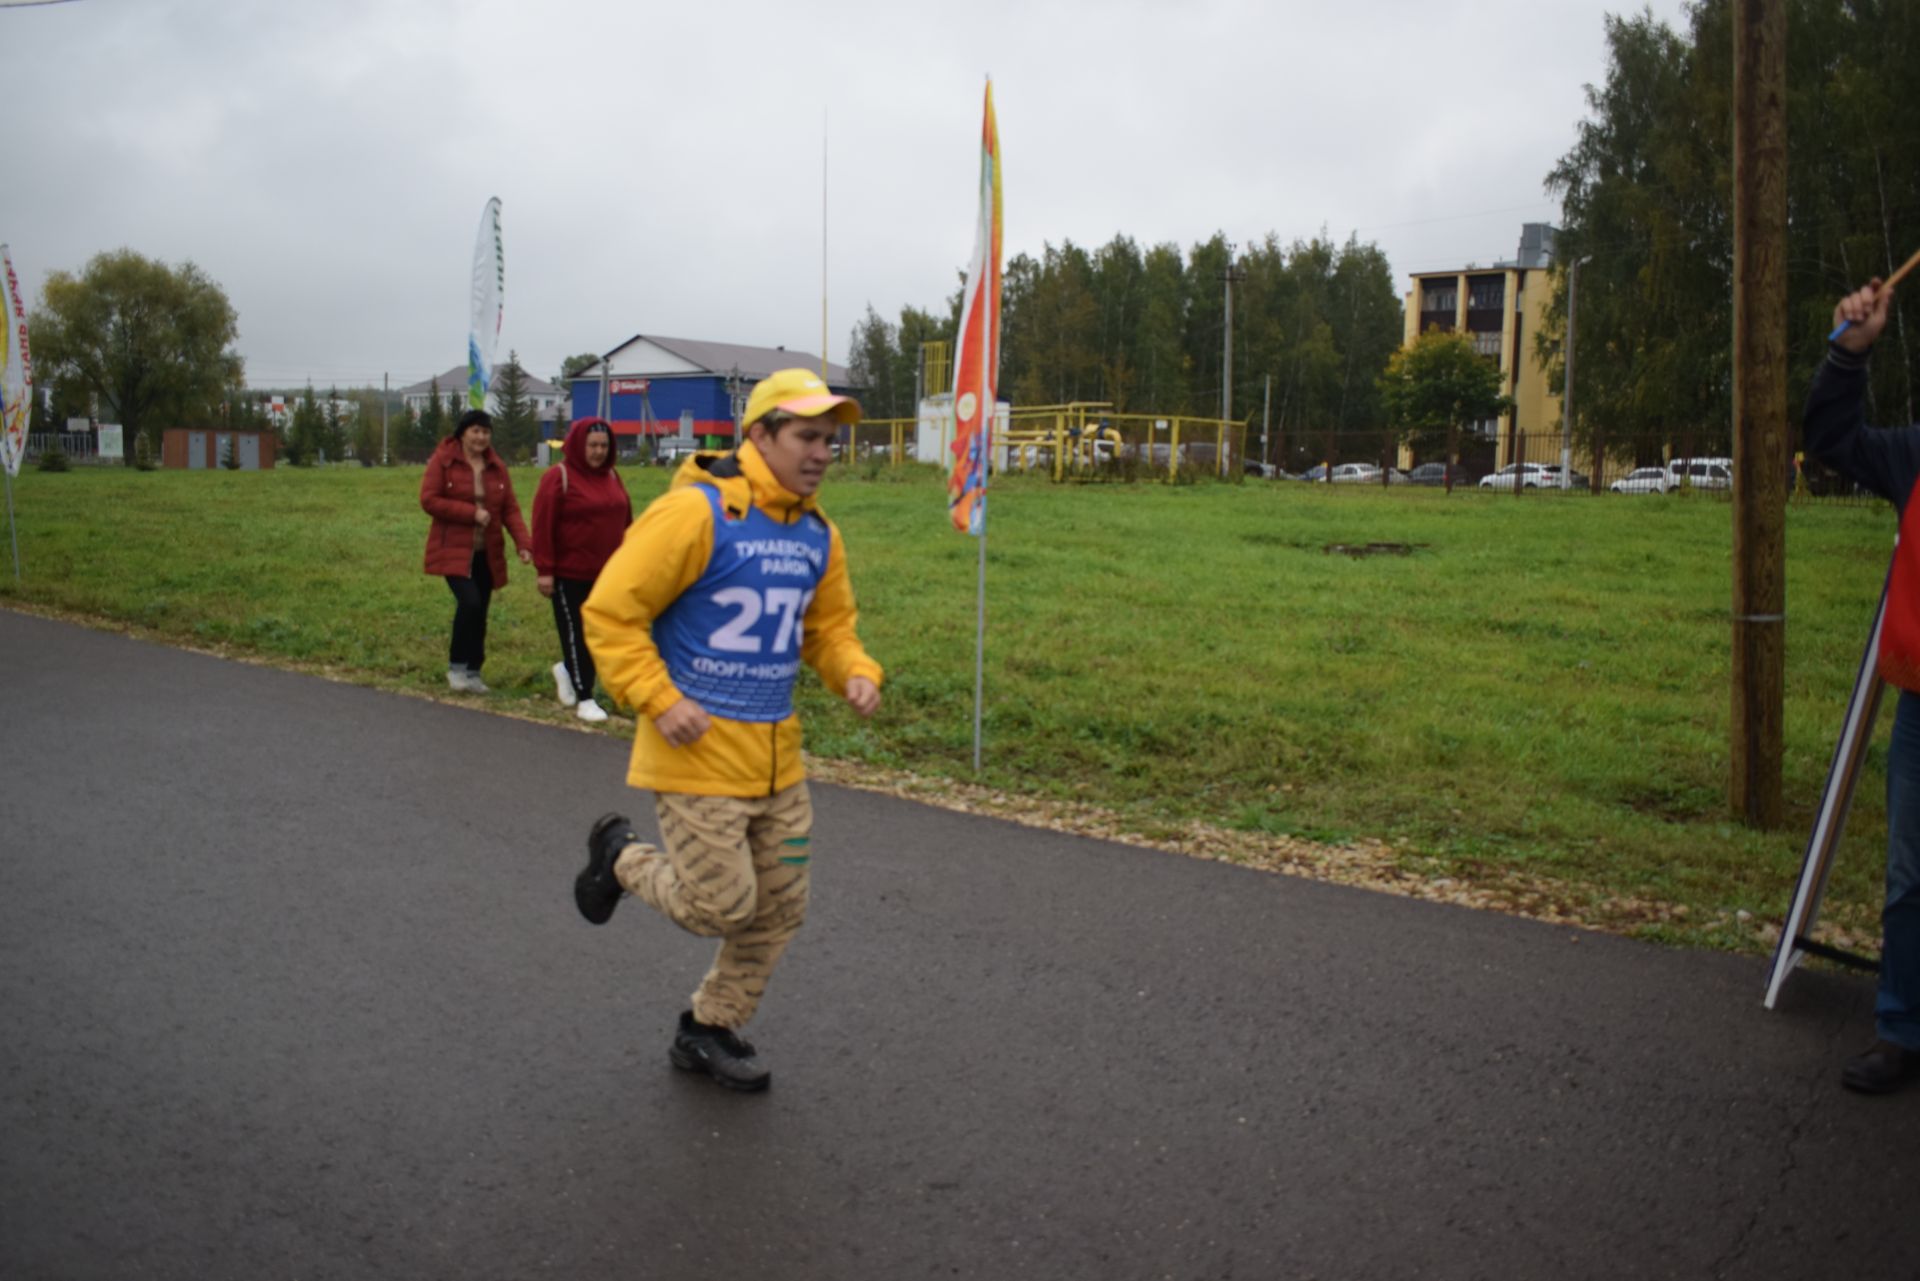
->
[0,461,1900,954]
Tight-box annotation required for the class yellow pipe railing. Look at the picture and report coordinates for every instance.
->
[845,405,1249,482]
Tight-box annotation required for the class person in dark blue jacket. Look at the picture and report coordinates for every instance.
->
[1803,275,1920,1093]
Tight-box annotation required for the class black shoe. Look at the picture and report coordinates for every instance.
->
[670,1011,771,1091]
[575,813,635,925]
[1842,1039,1920,1094]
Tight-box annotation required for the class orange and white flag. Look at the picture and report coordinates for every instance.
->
[947,81,1002,535]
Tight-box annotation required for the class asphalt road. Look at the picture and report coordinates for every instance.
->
[3,607,1917,1280]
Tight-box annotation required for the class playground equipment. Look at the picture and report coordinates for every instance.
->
[845,343,1249,481]
[851,402,1247,481]
[981,402,1248,482]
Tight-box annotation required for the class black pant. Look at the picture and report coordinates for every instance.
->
[551,576,597,701]
[445,550,494,672]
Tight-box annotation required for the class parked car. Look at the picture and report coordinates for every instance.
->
[1611,466,1671,494]
[1540,464,1591,489]
[1329,463,1382,484]
[1478,462,1556,490]
[1243,460,1278,478]
[1667,457,1733,491]
[1299,463,1330,482]
[653,441,706,467]
[1407,462,1485,487]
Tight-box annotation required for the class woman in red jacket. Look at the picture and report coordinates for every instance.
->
[419,409,533,693]
[531,417,631,721]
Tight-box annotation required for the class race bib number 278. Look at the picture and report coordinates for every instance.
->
[707,587,815,655]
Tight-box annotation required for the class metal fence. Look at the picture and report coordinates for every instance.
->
[848,402,1249,484]
[779,412,1883,506]
[23,432,107,462]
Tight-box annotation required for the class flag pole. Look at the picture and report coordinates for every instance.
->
[973,420,988,772]
[4,464,19,581]
[821,107,830,380]
[948,76,1000,773]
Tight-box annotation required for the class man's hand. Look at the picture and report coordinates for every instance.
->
[1834,278,1893,353]
[654,697,711,747]
[474,506,491,528]
[537,574,554,597]
[517,547,533,564]
[844,676,880,719]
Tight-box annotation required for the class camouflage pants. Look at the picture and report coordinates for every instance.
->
[613,782,812,1030]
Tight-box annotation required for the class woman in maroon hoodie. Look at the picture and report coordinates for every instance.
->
[531,417,631,721]
[419,409,533,693]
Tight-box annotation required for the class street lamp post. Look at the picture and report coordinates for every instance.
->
[1262,373,1271,474]
[1560,255,1592,489]
[726,365,745,428]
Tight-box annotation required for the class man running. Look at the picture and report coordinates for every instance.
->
[573,368,882,1091]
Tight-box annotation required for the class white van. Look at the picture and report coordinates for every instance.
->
[1666,457,1734,491]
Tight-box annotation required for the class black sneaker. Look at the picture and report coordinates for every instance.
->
[575,813,635,925]
[670,1011,771,1091]
[1842,1039,1920,1094]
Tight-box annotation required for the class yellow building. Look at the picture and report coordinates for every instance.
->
[1399,223,1563,472]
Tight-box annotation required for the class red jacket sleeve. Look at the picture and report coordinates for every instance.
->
[419,454,480,524]
[530,466,563,575]
[500,470,532,554]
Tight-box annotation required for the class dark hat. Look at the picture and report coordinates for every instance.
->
[454,408,494,437]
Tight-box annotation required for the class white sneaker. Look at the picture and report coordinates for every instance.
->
[464,670,491,694]
[575,698,609,723]
[552,661,578,707]
[447,668,472,692]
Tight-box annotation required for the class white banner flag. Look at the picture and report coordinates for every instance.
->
[467,197,503,412]
[0,244,31,478]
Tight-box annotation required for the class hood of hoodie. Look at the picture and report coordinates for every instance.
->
[561,418,617,474]
[434,434,503,470]
[669,438,817,523]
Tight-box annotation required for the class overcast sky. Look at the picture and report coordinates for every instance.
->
[6,0,1693,392]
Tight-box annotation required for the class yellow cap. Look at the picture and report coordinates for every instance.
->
[741,368,862,428]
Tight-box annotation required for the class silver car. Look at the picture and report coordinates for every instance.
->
[1667,458,1734,491]
[1479,463,1555,490]
[1329,463,1412,485]
[1611,466,1671,494]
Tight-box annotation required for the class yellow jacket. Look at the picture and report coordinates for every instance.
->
[582,439,884,798]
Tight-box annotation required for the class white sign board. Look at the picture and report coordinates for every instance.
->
[97,424,124,460]
[66,417,89,434]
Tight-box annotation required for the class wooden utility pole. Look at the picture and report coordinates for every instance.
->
[1731,0,1787,829]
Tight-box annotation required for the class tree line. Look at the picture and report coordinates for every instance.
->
[377,354,547,464]
[38,2,1920,484]
[846,231,1407,468]
[1541,0,1919,466]
[24,247,560,465]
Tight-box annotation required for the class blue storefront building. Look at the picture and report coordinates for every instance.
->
[569,335,856,450]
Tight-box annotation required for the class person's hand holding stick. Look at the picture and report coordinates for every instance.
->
[1830,245,1920,343]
